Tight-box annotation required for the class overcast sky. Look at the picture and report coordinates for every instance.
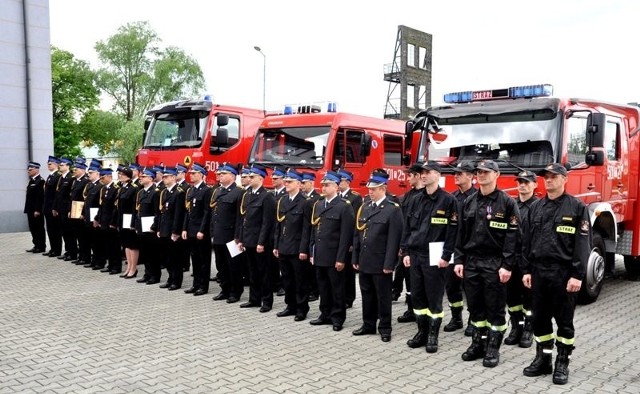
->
[49,0,640,117]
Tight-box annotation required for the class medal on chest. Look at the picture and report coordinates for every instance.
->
[486,205,492,220]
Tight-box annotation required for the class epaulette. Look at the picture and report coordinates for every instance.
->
[177,186,184,193]
[390,202,399,207]
[345,200,351,204]
[351,190,360,195]
[114,183,120,189]
[154,188,160,192]
[132,183,139,188]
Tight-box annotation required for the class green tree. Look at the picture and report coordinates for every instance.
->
[94,21,205,121]
[51,46,99,156]
[112,119,145,164]
[78,110,125,156]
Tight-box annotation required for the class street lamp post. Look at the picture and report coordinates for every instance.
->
[254,46,266,115]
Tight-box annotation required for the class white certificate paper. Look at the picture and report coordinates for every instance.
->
[226,240,244,258]
[141,216,154,232]
[90,207,99,221]
[122,214,133,228]
[429,242,445,266]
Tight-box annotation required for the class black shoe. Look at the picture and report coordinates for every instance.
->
[109,270,121,275]
[92,266,104,270]
[333,324,343,332]
[391,289,401,302]
[240,302,258,308]
[276,288,286,297]
[381,334,391,342]
[193,289,207,296]
[49,253,61,258]
[259,305,272,313]
[184,287,197,294]
[168,285,180,291]
[226,296,239,304]
[310,317,331,326]
[26,247,37,253]
[63,256,75,261]
[42,251,53,256]
[124,270,138,279]
[159,283,171,289]
[136,277,149,283]
[57,255,67,260]
[345,302,353,309]
[308,294,319,302]
[84,264,94,268]
[294,314,307,322]
[212,293,229,301]
[276,308,296,317]
[32,248,45,253]
[352,326,376,336]
[146,279,160,285]
[100,268,110,273]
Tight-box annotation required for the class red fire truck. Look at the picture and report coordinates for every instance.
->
[405,84,640,304]
[248,104,409,195]
[136,98,264,183]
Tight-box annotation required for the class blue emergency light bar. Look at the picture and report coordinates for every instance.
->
[282,102,337,115]
[443,84,553,104]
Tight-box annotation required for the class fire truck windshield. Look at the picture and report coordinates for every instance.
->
[143,110,209,149]
[424,110,561,172]
[248,126,330,168]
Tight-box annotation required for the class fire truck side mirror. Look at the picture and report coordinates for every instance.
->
[360,133,372,157]
[405,121,415,150]
[214,127,229,147]
[585,150,605,166]
[216,115,229,127]
[586,113,606,148]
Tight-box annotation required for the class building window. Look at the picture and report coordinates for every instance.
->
[384,135,403,166]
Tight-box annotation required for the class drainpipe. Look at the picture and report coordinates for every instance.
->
[22,0,34,160]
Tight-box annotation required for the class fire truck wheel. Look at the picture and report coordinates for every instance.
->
[578,233,606,305]
[623,256,640,281]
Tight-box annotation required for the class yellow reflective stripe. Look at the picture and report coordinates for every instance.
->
[557,225,576,234]
[471,320,489,328]
[428,311,445,319]
[491,324,508,332]
[431,217,448,225]
[449,301,464,308]
[508,305,523,313]
[489,221,507,230]
[535,334,555,343]
[523,309,532,317]
[556,336,575,345]
[414,308,430,316]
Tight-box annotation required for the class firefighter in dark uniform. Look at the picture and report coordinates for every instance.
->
[24,161,46,253]
[114,167,138,276]
[209,163,244,303]
[95,168,120,273]
[270,166,287,296]
[182,163,212,296]
[401,162,458,352]
[130,163,142,188]
[301,171,320,302]
[237,164,276,312]
[69,159,89,264]
[445,160,477,335]
[79,164,102,268]
[153,165,166,190]
[504,170,538,347]
[454,160,520,368]
[42,156,62,257]
[352,170,403,342]
[522,163,589,385]
[394,162,425,324]
[175,163,191,273]
[53,157,74,260]
[337,168,362,309]
[135,168,161,282]
[273,169,311,321]
[308,171,355,331]
[157,167,186,290]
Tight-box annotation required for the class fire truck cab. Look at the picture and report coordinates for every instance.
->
[248,104,409,196]
[137,98,264,184]
[406,84,640,304]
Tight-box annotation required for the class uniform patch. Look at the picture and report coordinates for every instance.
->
[489,221,508,230]
[431,217,448,225]
[436,210,445,215]
[557,225,576,234]
[509,215,519,226]
[495,212,504,218]
[451,211,458,221]
[562,216,573,222]
[580,220,590,233]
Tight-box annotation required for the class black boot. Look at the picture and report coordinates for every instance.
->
[425,317,442,353]
[461,327,487,361]
[483,330,505,367]
[504,312,523,345]
[464,316,474,337]
[443,306,463,332]
[397,294,416,323]
[523,341,553,377]
[519,315,534,348]
[407,315,428,348]
[553,342,574,385]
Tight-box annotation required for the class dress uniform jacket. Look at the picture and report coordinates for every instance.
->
[97,183,118,229]
[115,182,138,229]
[207,183,243,245]
[70,175,89,206]
[238,186,275,248]
[82,180,102,224]
[134,186,160,232]
[274,193,308,255]
[309,197,355,267]
[43,171,61,214]
[352,198,403,273]
[53,172,73,215]
[340,189,362,213]
[183,182,211,237]
[157,184,186,237]
[24,175,45,214]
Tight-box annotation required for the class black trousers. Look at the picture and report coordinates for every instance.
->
[392,257,408,294]
[27,212,46,250]
[410,254,446,316]
[44,212,62,254]
[316,265,346,325]
[359,272,392,334]
[344,250,356,304]
[60,213,76,257]
[72,219,89,262]
[279,253,310,316]
[531,266,577,341]
[90,225,105,267]
[179,238,191,272]
[161,237,183,287]
[445,263,464,308]
[189,236,212,292]
[464,257,507,329]
[213,243,244,297]
[270,252,282,291]
[506,263,531,314]
[101,227,121,272]
[139,232,160,280]
[246,247,273,307]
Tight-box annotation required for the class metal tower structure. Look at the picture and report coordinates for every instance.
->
[383,25,432,120]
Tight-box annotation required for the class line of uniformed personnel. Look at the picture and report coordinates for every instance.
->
[25,156,588,385]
